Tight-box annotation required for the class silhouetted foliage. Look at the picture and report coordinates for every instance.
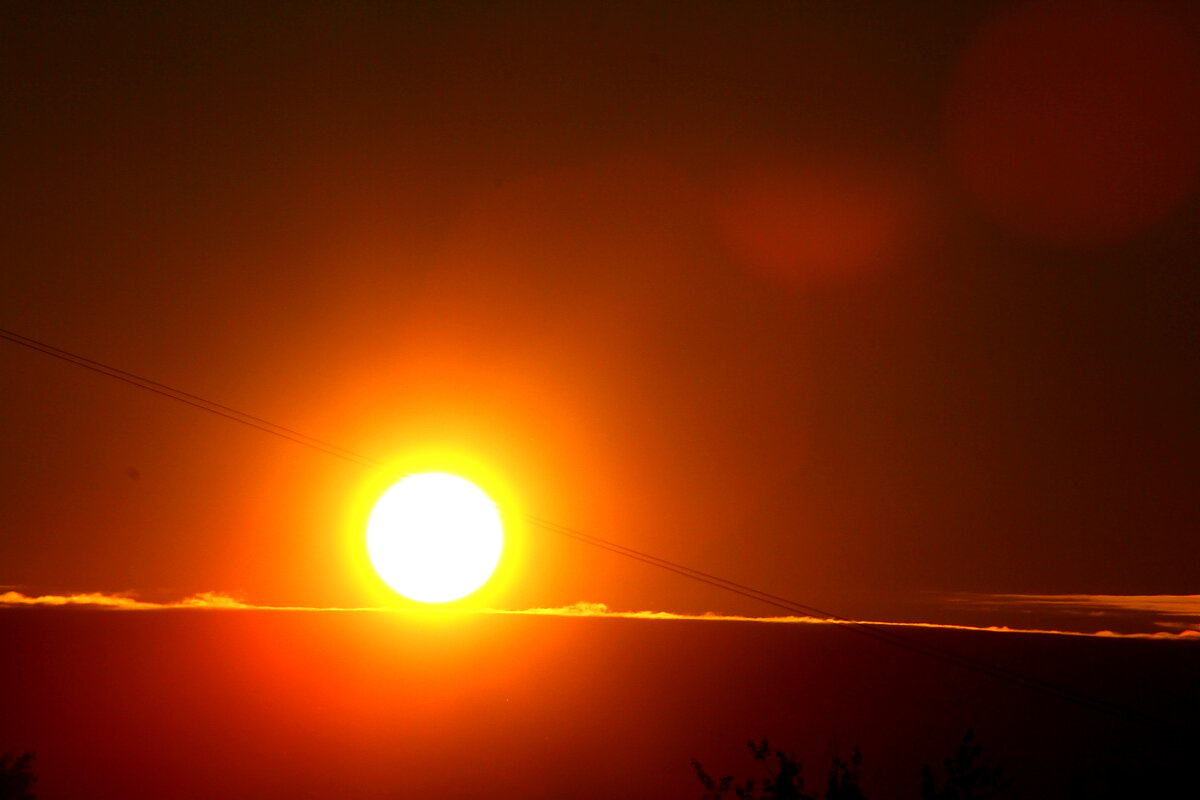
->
[824,748,866,800]
[693,740,866,800]
[0,752,36,800]
[695,730,1003,800]
[920,729,1006,800]
[692,740,808,799]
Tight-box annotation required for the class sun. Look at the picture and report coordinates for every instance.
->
[365,472,504,603]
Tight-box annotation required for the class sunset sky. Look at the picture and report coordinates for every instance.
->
[3,1,1200,796]
[4,0,1198,633]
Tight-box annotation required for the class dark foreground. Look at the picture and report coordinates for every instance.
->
[2,608,1197,798]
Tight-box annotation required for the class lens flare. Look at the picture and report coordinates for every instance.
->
[946,0,1200,245]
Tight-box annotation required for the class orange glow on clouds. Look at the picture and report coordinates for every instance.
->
[959,592,1200,621]
[0,590,248,610]
[946,0,1200,245]
[5,591,1197,639]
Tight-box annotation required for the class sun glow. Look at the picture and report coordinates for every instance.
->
[366,472,504,603]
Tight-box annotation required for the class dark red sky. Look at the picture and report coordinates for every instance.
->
[1,0,1199,633]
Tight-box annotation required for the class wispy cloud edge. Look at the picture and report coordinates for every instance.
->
[2,592,1197,640]
[952,592,1200,619]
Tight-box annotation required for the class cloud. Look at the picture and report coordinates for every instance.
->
[175,591,253,609]
[501,603,1200,639]
[0,590,161,609]
[3,591,1198,640]
[0,590,369,612]
[953,593,1200,618]
[489,600,822,623]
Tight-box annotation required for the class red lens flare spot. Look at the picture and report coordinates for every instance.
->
[713,156,924,291]
[946,0,1200,246]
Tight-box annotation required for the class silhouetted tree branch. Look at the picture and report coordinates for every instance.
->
[824,747,866,800]
[0,752,36,800]
[921,729,1006,800]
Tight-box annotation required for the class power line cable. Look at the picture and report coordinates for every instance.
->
[0,325,1191,737]
[0,326,375,467]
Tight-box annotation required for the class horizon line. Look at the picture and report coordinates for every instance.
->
[2,590,1197,642]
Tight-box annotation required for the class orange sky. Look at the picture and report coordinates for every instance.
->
[1,0,1199,635]
[4,7,1200,797]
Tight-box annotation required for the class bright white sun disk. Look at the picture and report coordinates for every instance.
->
[366,473,503,603]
